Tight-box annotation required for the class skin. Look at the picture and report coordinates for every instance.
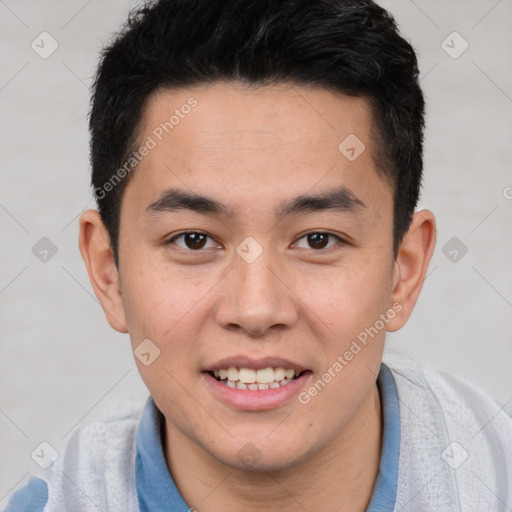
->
[79,81,436,511]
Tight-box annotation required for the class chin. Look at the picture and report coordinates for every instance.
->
[209,435,317,473]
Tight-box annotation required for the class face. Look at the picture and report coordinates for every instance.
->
[105,82,400,470]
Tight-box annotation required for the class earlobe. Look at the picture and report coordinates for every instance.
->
[386,209,437,332]
[78,209,128,333]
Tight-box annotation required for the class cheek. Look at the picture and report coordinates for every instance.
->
[302,264,395,418]
[301,260,392,337]
[120,257,203,339]
[297,269,389,429]
[300,261,391,402]
[120,264,216,398]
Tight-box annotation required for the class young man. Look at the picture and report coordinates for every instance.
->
[4,0,511,510]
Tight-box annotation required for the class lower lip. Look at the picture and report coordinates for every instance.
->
[203,372,312,411]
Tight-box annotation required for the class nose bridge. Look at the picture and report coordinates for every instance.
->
[237,241,279,299]
[216,236,298,334]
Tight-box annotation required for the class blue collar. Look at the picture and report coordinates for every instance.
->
[135,363,400,511]
[366,363,401,511]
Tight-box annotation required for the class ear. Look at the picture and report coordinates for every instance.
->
[386,209,437,332]
[78,209,128,333]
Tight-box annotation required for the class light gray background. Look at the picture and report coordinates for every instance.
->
[1,0,511,505]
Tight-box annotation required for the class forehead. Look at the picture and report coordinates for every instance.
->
[142,81,374,153]
[124,82,393,221]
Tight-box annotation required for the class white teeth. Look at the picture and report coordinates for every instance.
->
[239,368,256,384]
[256,367,275,384]
[213,366,301,384]
[227,367,238,382]
[212,366,305,390]
[274,367,286,381]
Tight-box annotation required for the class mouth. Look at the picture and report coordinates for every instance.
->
[202,357,312,410]
[206,366,307,390]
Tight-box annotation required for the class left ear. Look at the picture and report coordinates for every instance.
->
[386,209,437,332]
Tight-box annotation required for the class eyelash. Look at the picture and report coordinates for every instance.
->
[164,230,346,252]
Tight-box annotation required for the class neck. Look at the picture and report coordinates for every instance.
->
[165,385,382,512]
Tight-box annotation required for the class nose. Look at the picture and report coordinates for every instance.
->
[214,244,299,337]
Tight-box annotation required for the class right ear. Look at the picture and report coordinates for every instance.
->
[78,209,128,333]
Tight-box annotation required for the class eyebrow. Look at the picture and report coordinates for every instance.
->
[145,185,366,219]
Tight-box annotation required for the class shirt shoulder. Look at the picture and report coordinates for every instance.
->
[2,399,147,512]
[382,349,512,511]
[383,349,512,422]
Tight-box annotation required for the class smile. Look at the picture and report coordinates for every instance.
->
[208,366,303,390]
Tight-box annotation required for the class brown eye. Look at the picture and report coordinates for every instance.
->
[167,232,216,251]
[307,233,329,249]
[294,232,343,250]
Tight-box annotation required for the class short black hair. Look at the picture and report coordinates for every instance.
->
[89,0,425,268]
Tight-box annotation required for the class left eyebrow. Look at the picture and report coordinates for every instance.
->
[275,185,366,218]
[145,185,367,218]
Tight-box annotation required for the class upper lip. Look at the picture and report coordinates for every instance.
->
[203,355,310,372]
